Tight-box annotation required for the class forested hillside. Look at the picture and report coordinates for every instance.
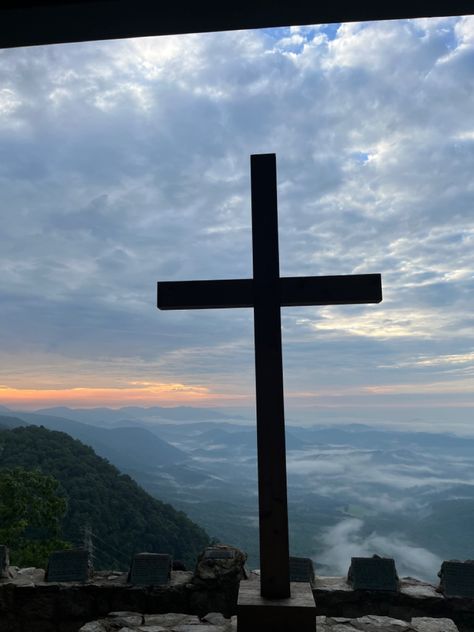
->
[0,426,210,569]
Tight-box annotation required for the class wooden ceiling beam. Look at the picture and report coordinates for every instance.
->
[1,0,473,49]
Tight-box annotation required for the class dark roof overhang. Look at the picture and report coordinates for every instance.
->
[1,0,473,49]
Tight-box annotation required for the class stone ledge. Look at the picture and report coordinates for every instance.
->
[1,567,194,588]
[315,576,443,597]
[2,570,474,632]
[318,615,459,631]
[79,612,237,632]
[314,576,474,632]
[78,612,460,632]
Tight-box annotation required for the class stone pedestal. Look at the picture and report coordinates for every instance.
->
[237,581,316,631]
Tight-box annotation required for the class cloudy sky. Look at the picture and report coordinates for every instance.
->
[0,17,473,427]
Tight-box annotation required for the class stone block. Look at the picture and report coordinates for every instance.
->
[108,612,143,626]
[79,623,108,632]
[201,613,228,625]
[237,580,316,632]
[438,561,474,598]
[195,545,247,584]
[143,614,198,626]
[348,557,399,592]
[349,615,410,630]
[317,615,459,632]
[128,553,172,586]
[174,627,221,632]
[0,545,9,578]
[0,544,10,579]
[412,617,459,632]
[45,549,91,583]
[289,556,315,583]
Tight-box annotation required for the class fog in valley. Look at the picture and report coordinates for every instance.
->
[2,404,473,583]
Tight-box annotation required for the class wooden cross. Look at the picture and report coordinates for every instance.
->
[157,153,382,599]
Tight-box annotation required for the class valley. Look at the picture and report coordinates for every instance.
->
[2,405,473,582]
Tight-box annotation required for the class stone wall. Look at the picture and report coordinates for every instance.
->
[0,564,249,632]
[2,569,474,632]
[315,576,474,632]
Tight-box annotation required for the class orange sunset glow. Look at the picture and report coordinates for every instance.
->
[0,383,249,410]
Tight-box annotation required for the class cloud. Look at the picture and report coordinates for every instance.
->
[318,518,442,581]
[287,449,372,477]
[0,18,473,419]
[381,351,474,369]
[304,306,456,339]
[286,445,474,491]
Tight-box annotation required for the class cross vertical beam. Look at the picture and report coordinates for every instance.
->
[251,154,290,598]
[157,153,383,604]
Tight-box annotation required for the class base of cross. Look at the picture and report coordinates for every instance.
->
[237,580,316,631]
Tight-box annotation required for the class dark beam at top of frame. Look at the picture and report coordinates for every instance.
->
[157,274,382,310]
[1,1,473,49]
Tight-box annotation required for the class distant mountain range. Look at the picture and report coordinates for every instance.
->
[0,414,28,429]
[0,409,188,474]
[2,405,474,580]
[29,405,245,425]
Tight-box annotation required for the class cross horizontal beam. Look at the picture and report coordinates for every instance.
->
[157,273,382,310]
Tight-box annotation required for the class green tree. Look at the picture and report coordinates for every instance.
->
[0,467,69,567]
[0,427,210,569]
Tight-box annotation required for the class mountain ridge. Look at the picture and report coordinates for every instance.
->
[0,425,209,569]
[0,411,188,473]
[31,405,245,425]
